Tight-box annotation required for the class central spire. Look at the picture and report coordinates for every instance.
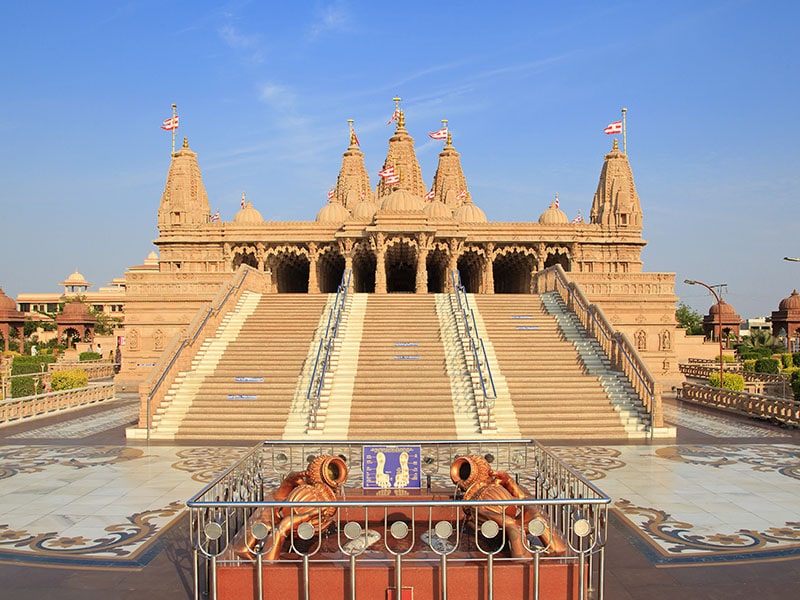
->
[376,98,427,200]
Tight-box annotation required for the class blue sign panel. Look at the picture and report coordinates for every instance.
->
[363,445,421,489]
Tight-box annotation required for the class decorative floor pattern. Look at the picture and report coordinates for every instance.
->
[0,444,247,567]
[554,443,800,565]
[7,399,141,440]
[661,401,790,439]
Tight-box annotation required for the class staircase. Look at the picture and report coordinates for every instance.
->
[341,295,461,440]
[473,294,649,440]
[149,293,329,441]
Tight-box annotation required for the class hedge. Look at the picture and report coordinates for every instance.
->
[51,370,89,391]
[754,357,781,374]
[708,372,745,391]
[79,352,102,362]
[793,370,800,401]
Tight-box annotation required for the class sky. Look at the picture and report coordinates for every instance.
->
[1,0,798,319]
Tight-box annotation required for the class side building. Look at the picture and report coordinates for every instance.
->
[117,106,679,391]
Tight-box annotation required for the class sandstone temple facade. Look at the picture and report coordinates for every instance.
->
[117,105,679,390]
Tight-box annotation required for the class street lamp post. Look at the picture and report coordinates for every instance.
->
[684,279,725,388]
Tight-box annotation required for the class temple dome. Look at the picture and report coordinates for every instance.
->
[234,201,264,224]
[779,289,800,311]
[351,199,378,220]
[0,288,16,311]
[60,300,93,320]
[380,189,425,212]
[425,198,452,219]
[453,200,487,223]
[315,202,350,224]
[709,299,737,316]
[538,201,568,224]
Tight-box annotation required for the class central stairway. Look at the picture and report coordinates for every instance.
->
[342,295,460,440]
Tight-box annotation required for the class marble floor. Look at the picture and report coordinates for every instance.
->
[0,392,798,599]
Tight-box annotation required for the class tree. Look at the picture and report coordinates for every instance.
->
[675,302,703,335]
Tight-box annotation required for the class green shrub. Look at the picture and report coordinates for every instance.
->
[793,353,800,369]
[742,359,757,372]
[10,355,56,376]
[10,377,36,398]
[79,352,102,362]
[754,357,781,374]
[781,353,794,369]
[708,372,745,391]
[50,369,89,391]
[793,370,800,401]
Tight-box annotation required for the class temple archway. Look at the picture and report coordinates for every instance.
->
[426,247,449,293]
[232,246,258,270]
[457,249,484,293]
[317,247,345,293]
[385,240,417,293]
[544,250,570,271]
[272,250,310,293]
[352,245,376,293]
[493,250,536,294]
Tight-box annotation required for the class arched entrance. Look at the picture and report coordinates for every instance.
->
[352,245,376,293]
[385,240,417,293]
[493,250,536,294]
[232,247,258,270]
[317,248,345,293]
[426,247,449,293]
[272,250,310,293]
[544,250,570,271]
[457,249,484,293]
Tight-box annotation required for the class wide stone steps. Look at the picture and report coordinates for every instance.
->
[152,294,329,440]
[344,295,459,440]
[473,294,636,439]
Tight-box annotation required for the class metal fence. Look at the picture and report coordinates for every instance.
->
[188,439,610,600]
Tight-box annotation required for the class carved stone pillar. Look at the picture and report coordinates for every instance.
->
[372,234,387,294]
[416,234,430,294]
[308,243,320,294]
[484,243,495,294]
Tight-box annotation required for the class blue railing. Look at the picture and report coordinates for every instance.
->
[306,270,352,428]
[450,271,497,427]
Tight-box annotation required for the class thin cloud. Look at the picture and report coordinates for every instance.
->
[307,2,351,39]
[218,23,266,64]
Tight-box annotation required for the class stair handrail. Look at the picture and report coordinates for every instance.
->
[141,265,254,439]
[450,271,497,411]
[533,264,663,430]
[306,270,352,427]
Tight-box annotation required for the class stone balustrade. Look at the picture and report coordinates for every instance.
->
[0,382,115,425]
[680,382,800,427]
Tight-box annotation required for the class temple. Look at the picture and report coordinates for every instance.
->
[118,102,679,395]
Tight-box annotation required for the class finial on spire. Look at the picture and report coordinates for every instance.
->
[612,138,619,151]
[387,97,402,126]
[183,137,188,149]
[347,119,360,147]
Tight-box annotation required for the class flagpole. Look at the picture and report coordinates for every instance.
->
[621,107,627,155]
[171,103,177,155]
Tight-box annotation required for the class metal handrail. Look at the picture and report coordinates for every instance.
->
[534,264,663,430]
[306,271,352,426]
[450,272,497,410]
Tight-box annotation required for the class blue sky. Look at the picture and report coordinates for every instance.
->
[1,0,798,318]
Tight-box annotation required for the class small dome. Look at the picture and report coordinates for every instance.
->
[234,201,264,224]
[779,289,800,311]
[60,269,90,288]
[146,250,159,261]
[538,201,569,224]
[709,299,737,316]
[351,199,378,220]
[0,288,16,311]
[453,200,487,223]
[315,202,350,224]
[60,300,93,319]
[425,198,452,219]
[380,189,425,212]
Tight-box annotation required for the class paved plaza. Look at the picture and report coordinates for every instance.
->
[1,392,799,599]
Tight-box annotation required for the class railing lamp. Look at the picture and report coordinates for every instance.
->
[684,279,725,388]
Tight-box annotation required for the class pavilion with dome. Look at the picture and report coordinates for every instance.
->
[118,101,681,387]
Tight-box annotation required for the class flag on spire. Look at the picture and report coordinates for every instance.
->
[604,120,622,135]
[554,194,559,209]
[327,186,334,202]
[425,190,435,201]
[386,108,400,125]
[378,166,396,179]
[571,211,583,223]
[210,210,220,222]
[241,192,246,208]
[161,115,179,131]
[428,127,448,140]
[457,190,467,200]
